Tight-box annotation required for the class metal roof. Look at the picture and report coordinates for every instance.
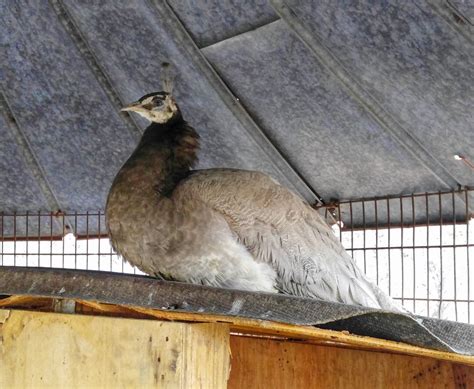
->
[1,1,473,223]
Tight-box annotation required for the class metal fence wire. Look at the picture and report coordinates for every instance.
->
[0,188,473,323]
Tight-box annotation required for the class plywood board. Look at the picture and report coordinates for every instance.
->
[76,299,474,366]
[228,335,474,389]
[1,295,473,366]
[0,309,230,388]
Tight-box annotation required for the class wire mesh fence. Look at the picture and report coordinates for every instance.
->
[0,211,140,275]
[319,188,473,323]
[0,188,472,323]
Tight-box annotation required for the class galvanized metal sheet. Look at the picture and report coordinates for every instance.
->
[0,115,49,212]
[61,0,294,190]
[203,20,445,202]
[280,0,474,188]
[0,1,137,212]
[450,0,474,23]
[0,0,472,230]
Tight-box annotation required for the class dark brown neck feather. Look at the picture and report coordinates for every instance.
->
[124,114,200,197]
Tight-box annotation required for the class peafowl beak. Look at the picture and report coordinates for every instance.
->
[121,101,142,112]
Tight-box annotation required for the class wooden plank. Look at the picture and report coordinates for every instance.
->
[74,299,474,366]
[1,305,472,388]
[228,335,474,389]
[0,309,230,388]
[2,268,472,364]
[453,363,474,388]
[0,295,51,308]
[0,309,9,324]
[1,295,473,366]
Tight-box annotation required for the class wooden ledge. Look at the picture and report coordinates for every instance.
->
[1,294,473,366]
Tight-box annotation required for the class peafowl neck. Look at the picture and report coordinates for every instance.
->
[111,115,200,199]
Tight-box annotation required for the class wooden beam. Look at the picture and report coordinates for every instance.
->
[1,295,473,366]
[228,335,474,389]
[0,295,54,311]
[0,309,230,388]
[0,295,44,307]
[1,306,472,388]
[74,299,474,366]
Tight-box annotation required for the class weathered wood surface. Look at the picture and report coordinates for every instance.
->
[0,309,230,388]
[1,267,472,356]
[1,295,473,366]
[228,335,474,389]
[1,306,473,388]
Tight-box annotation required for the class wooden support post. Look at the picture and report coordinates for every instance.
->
[0,309,230,388]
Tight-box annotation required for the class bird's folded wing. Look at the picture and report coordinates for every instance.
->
[174,169,398,310]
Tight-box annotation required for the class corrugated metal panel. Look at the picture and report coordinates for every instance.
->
[450,0,474,23]
[0,114,50,212]
[62,0,300,190]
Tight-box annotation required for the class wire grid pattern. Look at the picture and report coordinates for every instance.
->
[0,189,472,323]
[323,189,473,323]
[0,211,142,276]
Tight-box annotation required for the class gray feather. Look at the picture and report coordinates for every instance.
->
[173,169,400,311]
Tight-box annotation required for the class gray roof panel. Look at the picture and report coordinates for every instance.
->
[0,114,50,212]
[0,1,471,228]
[168,0,278,48]
[204,21,446,201]
[450,0,474,23]
[282,0,474,187]
[61,0,296,191]
[0,1,137,212]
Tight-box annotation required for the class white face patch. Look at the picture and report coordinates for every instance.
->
[141,96,155,105]
[129,95,179,123]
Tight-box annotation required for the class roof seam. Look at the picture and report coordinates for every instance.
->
[197,17,281,50]
[426,0,474,45]
[147,0,323,205]
[0,92,68,225]
[271,0,463,193]
[50,0,143,141]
